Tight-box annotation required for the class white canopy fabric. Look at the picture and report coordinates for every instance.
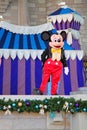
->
[0,21,54,34]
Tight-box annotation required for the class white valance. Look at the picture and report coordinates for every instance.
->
[0,49,84,60]
[47,13,84,25]
[0,21,54,34]
[65,50,84,60]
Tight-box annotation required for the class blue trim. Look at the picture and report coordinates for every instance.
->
[37,34,46,49]
[10,57,18,94]
[50,29,57,34]
[23,35,28,49]
[63,59,71,95]
[3,32,12,48]
[35,58,42,89]
[19,34,23,49]
[49,7,79,16]
[0,57,3,94]
[25,58,31,94]
[34,34,41,49]
[63,41,74,50]
[76,58,84,87]
[30,34,37,49]
[14,34,19,49]
[0,30,8,48]
[9,33,15,48]
[27,35,31,49]
[0,28,5,40]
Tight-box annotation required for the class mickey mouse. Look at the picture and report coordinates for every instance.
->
[35,31,69,95]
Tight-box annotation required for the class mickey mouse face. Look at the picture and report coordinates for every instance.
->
[41,31,66,49]
[49,34,64,49]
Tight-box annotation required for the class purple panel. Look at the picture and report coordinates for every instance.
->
[3,58,11,95]
[18,58,25,95]
[53,20,81,32]
[70,20,74,28]
[72,38,80,50]
[67,20,70,28]
[61,20,66,30]
[62,21,65,30]
[57,21,61,30]
[73,21,76,29]
[31,58,35,92]
[71,21,81,30]
[74,21,77,30]
[55,21,58,30]
[70,59,78,91]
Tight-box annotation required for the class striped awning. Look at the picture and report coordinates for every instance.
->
[0,21,56,50]
[0,21,57,59]
[0,21,84,60]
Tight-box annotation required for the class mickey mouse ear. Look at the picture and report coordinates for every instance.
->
[41,31,50,41]
[60,31,67,41]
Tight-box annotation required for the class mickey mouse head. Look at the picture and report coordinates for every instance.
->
[41,31,67,49]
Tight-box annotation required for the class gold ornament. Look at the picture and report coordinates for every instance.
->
[18,102,22,107]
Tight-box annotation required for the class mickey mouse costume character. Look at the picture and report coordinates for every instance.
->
[34,31,69,95]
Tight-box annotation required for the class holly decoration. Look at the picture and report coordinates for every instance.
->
[0,97,87,114]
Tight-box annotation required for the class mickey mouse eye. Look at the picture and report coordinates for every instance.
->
[54,39,58,42]
[51,39,57,42]
[58,39,61,42]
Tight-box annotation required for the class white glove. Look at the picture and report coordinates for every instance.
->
[64,67,69,75]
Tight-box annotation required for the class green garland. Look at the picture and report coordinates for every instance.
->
[0,96,87,114]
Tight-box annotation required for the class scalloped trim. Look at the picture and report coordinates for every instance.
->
[0,49,84,60]
[47,13,84,25]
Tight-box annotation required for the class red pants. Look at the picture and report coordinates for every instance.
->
[39,58,63,95]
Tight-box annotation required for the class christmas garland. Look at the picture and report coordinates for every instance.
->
[0,96,87,115]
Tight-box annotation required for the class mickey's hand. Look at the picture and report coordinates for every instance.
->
[64,67,69,75]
